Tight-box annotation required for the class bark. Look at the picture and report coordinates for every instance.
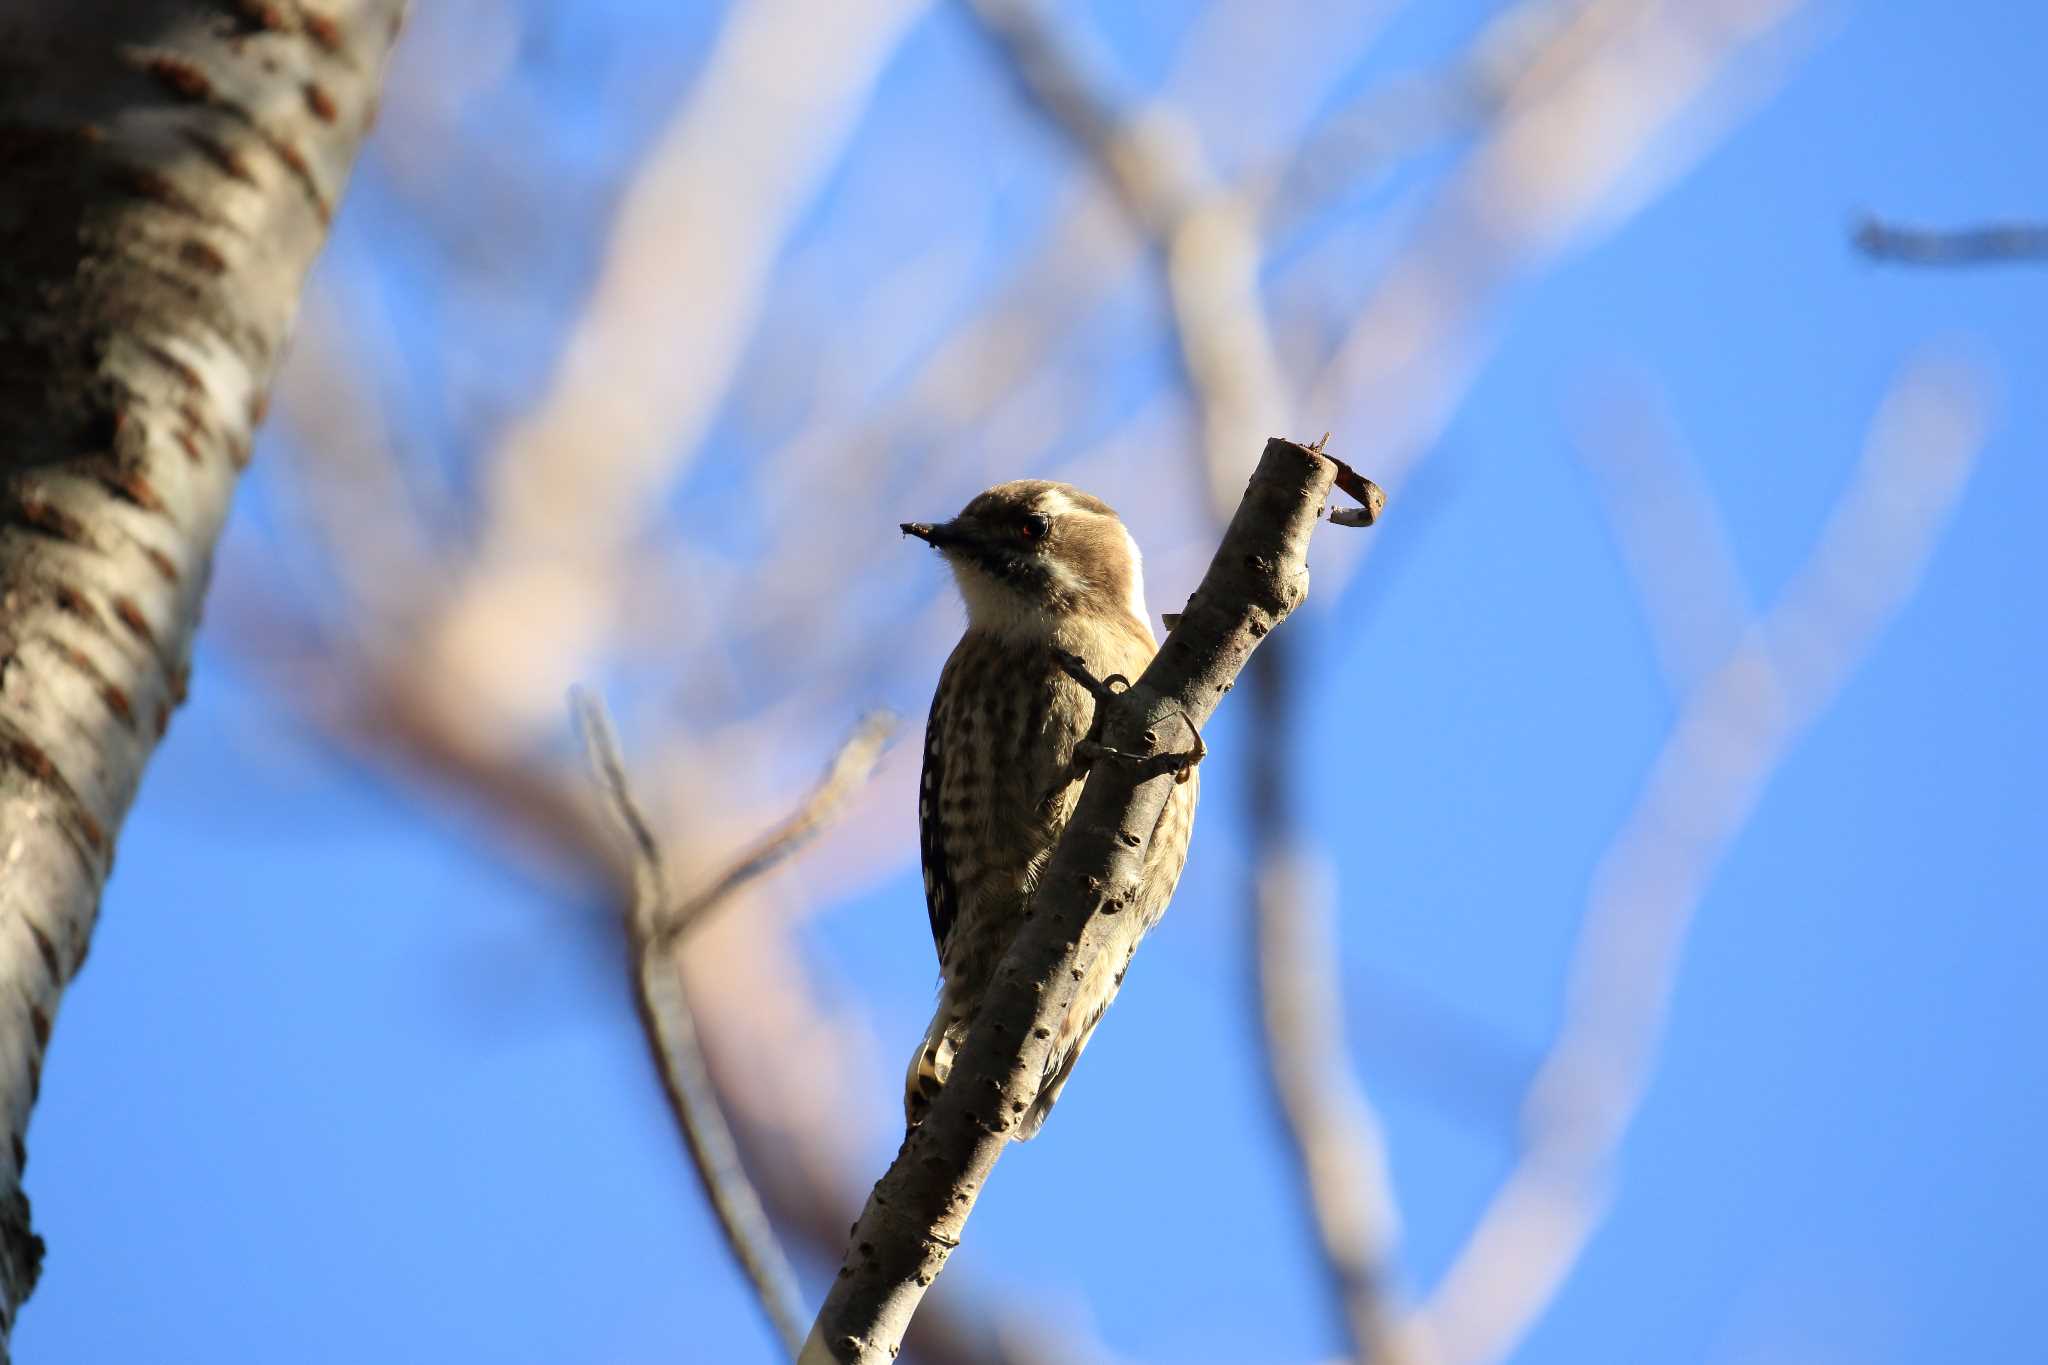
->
[0,0,402,1344]
[799,437,1340,1364]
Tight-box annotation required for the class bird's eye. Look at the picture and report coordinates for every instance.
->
[1020,513,1051,542]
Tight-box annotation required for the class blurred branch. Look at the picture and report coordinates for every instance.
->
[658,711,897,947]
[1256,854,1409,1359]
[1248,635,1433,1365]
[962,0,1287,510]
[712,0,1406,694]
[418,0,933,740]
[1853,215,2048,266]
[223,595,1089,1365]
[800,439,1340,1365]
[269,276,446,631]
[1409,354,1992,1365]
[1570,375,1754,696]
[1304,0,1813,592]
[575,691,809,1360]
[1256,0,1619,232]
[962,15,1410,1364]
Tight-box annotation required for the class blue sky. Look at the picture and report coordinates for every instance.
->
[19,2,2048,1363]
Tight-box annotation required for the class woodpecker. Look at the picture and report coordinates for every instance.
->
[900,480,1199,1138]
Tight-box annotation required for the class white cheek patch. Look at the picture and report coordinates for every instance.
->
[1119,523,1153,632]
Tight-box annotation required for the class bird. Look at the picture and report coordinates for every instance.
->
[899,479,1199,1139]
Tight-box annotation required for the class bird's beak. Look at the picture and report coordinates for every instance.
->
[901,519,970,549]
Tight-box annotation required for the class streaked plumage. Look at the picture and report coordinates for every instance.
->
[901,480,1198,1138]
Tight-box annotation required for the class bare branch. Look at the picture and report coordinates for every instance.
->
[1255,0,1621,232]
[799,437,1345,1364]
[1569,375,1754,696]
[659,712,898,946]
[574,691,810,1360]
[223,580,1115,1365]
[1854,215,2048,266]
[961,18,1412,1364]
[1246,623,1434,1365]
[418,0,933,741]
[1410,355,1992,1365]
[1304,0,1815,591]
[962,0,1289,510]
[1257,853,1433,1365]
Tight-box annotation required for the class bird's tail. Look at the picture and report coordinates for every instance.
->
[1014,997,1107,1140]
[904,961,1118,1139]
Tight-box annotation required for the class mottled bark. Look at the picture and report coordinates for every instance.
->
[0,0,402,1345]
[800,438,1341,1364]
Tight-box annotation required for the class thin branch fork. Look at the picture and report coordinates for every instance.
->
[655,711,898,949]
[577,695,894,1361]
[798,437,1351,1364]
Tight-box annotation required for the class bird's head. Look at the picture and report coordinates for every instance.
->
[903,480,1151,640]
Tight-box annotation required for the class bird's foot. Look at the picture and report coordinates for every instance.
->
[1049,648,1131,704]
[1052,649,1202,782]
[1075,725,1204,783]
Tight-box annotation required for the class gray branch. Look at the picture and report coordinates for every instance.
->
[0,1,402,1347]
[574,693,813,1360]
[659,711,897,948]
[1853,215,2048,266]
[798,437,1346,1364]
[1246,636,1427,1365]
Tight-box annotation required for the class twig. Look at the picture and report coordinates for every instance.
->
[1854,215,2048,266]
[574,691,810,1361]
[222,583,1117,1365]
[1407,356,1991,1365]
[798,437,1344,1364]
[657,711,897,947]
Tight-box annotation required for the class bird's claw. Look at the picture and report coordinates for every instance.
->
[1075,728,1204,783]
[1054,649,1201,781]
[1050,648,1129,703]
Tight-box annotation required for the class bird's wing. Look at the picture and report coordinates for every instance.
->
[918,666,957,957]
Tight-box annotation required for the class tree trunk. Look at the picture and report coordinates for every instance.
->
[0,0,402,1346]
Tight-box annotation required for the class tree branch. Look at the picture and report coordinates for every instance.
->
[1247,634,1433,1365]
[658,711,897,948]
[1407,355,1991,1365]
[798,436,1348,1364]
[959,17,1408,1360]
[0,1,402,1343]
[575,691,814,1360]
[1303,0,1814,598]
[1569,376,1754,696]
[237,596,1121,1365]
[415,0,933,744]
[961,0,1289,512]
[1854,215,2048,266]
